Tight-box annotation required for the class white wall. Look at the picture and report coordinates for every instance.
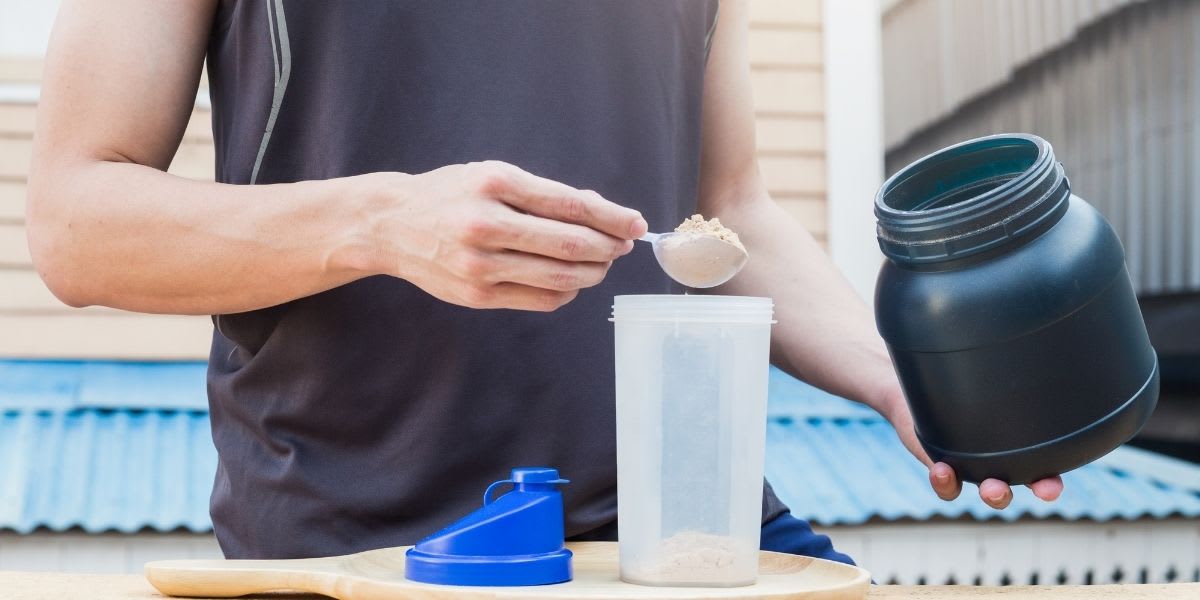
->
[0,1,60,56]
[827,518,1200,585]
[0,533,221,573]
[822,0,885,303]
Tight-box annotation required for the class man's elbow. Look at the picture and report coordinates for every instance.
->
[25,180,94,309]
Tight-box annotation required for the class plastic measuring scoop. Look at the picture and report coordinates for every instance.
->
[639,232,749,289]
[405,467,572,586]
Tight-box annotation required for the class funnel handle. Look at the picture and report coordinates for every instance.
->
[483,479,515,505]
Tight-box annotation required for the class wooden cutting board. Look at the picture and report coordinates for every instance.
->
[145,541,870,599]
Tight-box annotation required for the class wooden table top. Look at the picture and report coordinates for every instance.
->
[2,571,1196,599]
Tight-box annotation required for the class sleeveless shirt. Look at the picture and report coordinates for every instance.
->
[204,0,787,558]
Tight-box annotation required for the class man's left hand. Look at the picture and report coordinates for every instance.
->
[880,385,1065,509]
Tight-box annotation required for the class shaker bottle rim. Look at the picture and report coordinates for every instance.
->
[611,295,774,324]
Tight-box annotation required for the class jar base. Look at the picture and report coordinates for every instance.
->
[918,359,1159,485]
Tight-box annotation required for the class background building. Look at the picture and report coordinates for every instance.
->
[1,0,1197,586]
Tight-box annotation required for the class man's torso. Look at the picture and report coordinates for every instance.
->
[204,0,785,559]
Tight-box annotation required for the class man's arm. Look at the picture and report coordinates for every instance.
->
[28,0,646,316]
[697,0,1062,508]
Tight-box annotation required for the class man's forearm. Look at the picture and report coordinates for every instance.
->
[692,0,898,413]
[27,158,646,316]
[27,161,381,315]
[707,188,899,414]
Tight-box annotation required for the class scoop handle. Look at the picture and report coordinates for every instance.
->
[638,232,662,243]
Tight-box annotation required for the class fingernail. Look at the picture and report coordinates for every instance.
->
[935,472,950,483]
[988,492,1005,502]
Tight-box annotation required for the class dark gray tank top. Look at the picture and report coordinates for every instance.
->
[204,0,787,559]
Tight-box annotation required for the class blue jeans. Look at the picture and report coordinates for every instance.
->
[760,511,855,565]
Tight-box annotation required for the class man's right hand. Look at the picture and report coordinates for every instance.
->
[357,161,648,312]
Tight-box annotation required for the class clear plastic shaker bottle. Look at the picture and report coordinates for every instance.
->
[611,295,774,587]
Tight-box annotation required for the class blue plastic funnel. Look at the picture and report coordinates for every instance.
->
[404,467,572,586]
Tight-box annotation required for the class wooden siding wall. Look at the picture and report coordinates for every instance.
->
[0,58,215,359]
[749,0,827,242]
[882,0,1145,150]
[0,0,827,360]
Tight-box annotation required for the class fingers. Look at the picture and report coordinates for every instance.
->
[492,211,634,262]
[978,478,1014,509]
[978,477,1063,509]
[484,251,612,292]
[1027,476,1064,501]
[929,462,963,501]
[458,281,580,312]
[477,161,647,240]
[442,246,611,311]
[930,461,1062,508]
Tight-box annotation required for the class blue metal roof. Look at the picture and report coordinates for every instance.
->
[0,360,213,534]
[0,360,207,411]
[765,368,1200,525]
[0,408,215,534]
[0,359,1197,533]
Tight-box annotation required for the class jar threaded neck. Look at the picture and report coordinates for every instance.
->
[875,133,1071,265]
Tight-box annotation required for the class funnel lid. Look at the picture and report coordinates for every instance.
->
[405,467,572,587]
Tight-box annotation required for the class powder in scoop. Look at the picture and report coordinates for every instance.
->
[674,214,746,252]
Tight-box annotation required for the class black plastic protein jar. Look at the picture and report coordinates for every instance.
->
[874,133,1159,485]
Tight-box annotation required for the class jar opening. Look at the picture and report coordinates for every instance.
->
[882,138,1039,213]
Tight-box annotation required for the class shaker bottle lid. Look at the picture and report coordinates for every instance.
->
[405,467,573,587]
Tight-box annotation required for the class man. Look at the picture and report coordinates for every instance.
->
[28,0,1062,561]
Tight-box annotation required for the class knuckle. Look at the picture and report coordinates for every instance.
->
[462,283,494,307]
[561,195,589,222]
[479,159,511,171]
[610,239,630,257]
[474,162,516,194]
[456,252,493,280]
[559,235,587,258]
[460,217,499,243]
[581,189,605,204]
[549,270,579,291]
